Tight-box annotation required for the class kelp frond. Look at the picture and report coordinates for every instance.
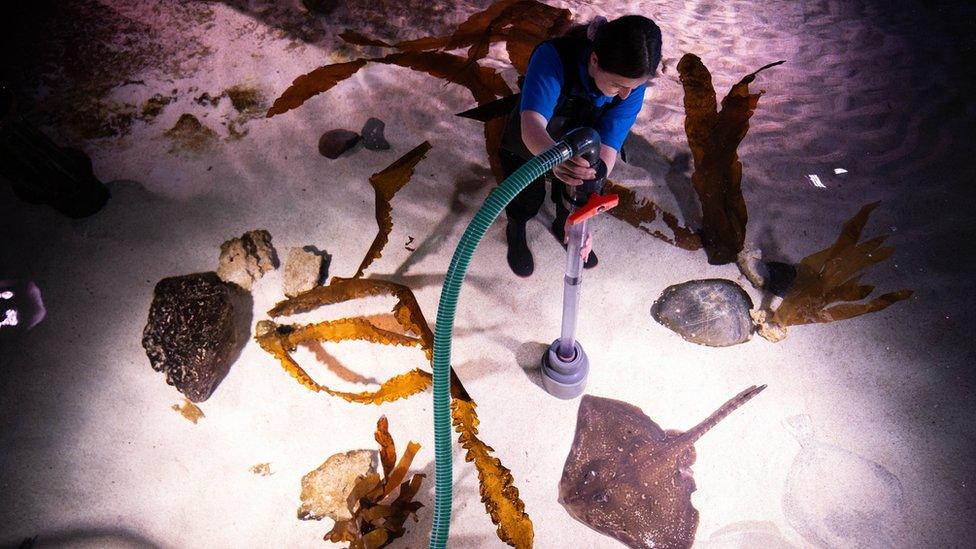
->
[254,318,431,404]
[325,416,425,547]
[757,201,913,340]
[678,54,783,265]
[355,141,432,279]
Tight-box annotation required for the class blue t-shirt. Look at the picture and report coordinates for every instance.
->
[519,41,645,151]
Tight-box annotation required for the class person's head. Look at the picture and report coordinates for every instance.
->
[586,15,662,99]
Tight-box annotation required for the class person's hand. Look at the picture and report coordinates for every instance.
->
[552,156,596,186]
[563,220,593,261]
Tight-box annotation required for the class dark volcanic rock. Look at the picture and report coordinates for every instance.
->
[651,279,754,347]
[360,117,390,150]
[143,272,239,402]
[318,129,360,158]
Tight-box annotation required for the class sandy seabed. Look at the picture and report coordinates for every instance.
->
[1,0,975,547]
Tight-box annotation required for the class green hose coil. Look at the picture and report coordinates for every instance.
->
[429,147,568,548]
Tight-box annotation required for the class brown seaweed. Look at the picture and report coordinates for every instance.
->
[604,181,702,250]
[452,388,534,548]
[262,275,534,546]
[769,201,913,330]
[268,277,434,359]
[559,386,766,549]
[325,416,425,547]
[456,94,522,122]
[355,142,432,278]
[678,55,783,265]
[494,1,572,76]
[254,318,432,404]
[254,112,534,542]
[266,59,368,117]
[440,0,571,77]
[267,50,511,118]
[339,1,569,77]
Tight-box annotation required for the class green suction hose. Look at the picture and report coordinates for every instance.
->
[429,133,592,548]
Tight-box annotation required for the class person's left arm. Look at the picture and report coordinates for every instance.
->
[571,85,647,260]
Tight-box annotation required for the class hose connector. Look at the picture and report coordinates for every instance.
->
[559,127,601,164]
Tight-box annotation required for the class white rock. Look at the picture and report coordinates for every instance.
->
[298,449,377,522]
[216,229,278,291]
[283,247,323,298]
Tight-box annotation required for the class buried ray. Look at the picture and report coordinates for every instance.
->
[559,386,766,549]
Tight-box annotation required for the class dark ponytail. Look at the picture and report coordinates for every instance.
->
[591,15,662,78]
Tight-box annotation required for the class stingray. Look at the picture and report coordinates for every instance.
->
[558,386,766,549]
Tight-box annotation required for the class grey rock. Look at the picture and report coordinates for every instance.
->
[651,279,754,347]
[142,272,238,402]
[283,247,323,297]
[318,129,360,158]
[216,229,278,291]
[360,117,390,150]
[298,449,377,521]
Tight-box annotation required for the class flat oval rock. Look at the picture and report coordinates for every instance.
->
[651,279,754,347]
[360,117,390,150]
[318,129,360,158]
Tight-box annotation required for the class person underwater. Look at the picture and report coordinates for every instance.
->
[498,14,662,277]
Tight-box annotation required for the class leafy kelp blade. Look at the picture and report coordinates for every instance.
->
[378,51,511,105]
[338,30,393,48]
[678,55,783,265]
[452,395,534,548]
[266,50,510,119]
[254,318,431,404]
[605,180,702,250]
[457,94,522,122]
[772,201,912,327]
[325,416,425,547]
[266,59,368,117]
[497,1,573,75]
[268,277,434,360]
[355,141,432,279]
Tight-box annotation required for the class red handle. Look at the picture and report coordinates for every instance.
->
[567,193,619,226]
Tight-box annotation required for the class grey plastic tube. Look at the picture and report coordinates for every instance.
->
[429,144,571,548]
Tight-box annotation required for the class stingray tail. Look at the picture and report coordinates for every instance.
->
[682,384,766,447]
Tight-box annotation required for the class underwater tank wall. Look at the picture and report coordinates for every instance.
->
[1,0,974,547]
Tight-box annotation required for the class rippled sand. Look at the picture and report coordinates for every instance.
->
[1,1,974,547]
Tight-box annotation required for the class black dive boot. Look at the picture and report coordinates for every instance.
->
[506,220,534,277]
[551,209,598,269]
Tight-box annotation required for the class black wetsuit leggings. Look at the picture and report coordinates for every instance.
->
[499,149,569,224]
